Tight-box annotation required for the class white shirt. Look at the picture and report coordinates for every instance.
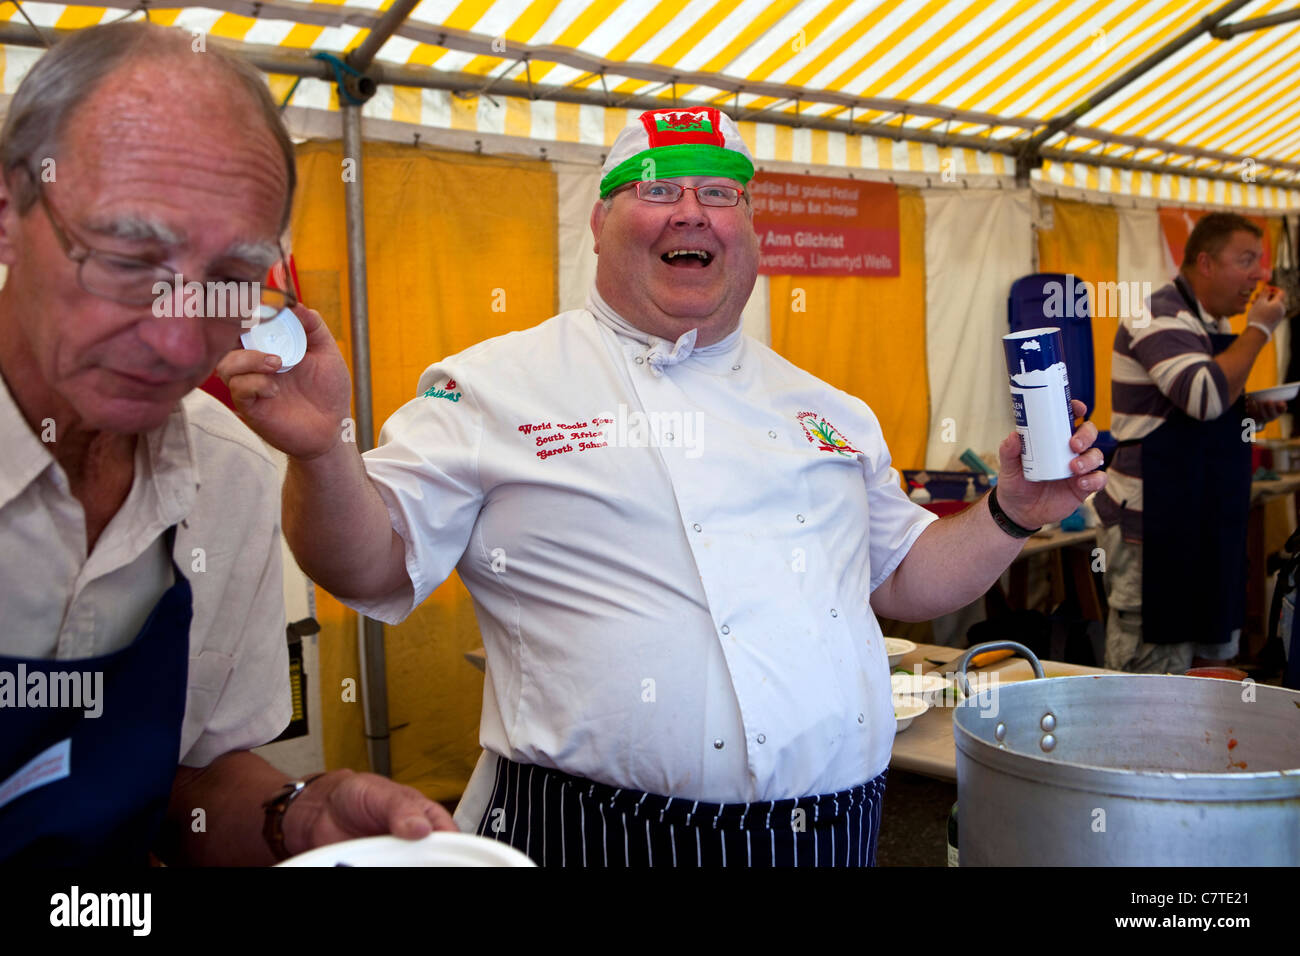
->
[353,290,935,829]
[0,377,291,767]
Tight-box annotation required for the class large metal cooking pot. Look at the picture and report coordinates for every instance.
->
[952,641,1300,865]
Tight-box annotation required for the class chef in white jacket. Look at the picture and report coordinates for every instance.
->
[220,107,1105,867]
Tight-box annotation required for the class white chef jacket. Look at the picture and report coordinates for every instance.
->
[0,376,291,767]
[353,289,936,829]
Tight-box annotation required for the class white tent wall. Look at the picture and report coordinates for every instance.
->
[922,188,1034,470]
[1116,206,1170,301]
[555,161,601,313]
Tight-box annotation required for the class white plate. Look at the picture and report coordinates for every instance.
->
[241,306,307,372]
[1247,382,1300,402]
[890,672,955,706]
[892,695,929,732]
[276,832,536,867]
[884,637,917,667]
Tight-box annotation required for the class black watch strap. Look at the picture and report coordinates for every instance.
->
[987,485,1041,539]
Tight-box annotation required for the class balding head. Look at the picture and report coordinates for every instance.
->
[0,21,295,232]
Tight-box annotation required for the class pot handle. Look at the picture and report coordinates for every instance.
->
[954,640,1044,698]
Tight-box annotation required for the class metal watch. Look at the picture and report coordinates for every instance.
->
[987,485,1041,539]
[262,772,325,863]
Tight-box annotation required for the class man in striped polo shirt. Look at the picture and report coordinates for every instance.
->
[1096,213,1288,673]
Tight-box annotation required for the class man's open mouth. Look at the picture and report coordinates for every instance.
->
[661,249,713,268]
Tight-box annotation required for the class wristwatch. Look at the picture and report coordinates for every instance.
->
[987,485,1041,539]
[263,773,325,862]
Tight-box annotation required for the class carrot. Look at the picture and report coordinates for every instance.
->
[970,648,1015,668]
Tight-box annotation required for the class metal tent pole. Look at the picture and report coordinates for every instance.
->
[337,0,421,779]
[0,19,1296,189]
[1016,0,1254,182]
[339,101,391,777]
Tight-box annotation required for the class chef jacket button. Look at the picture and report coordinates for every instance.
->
[721,624,731,635]
[635,356,644,364]
[796,514,805,523]
[693,523,702,532]
[830,608,838,617]
[857,713,865,724]
[768,430,777,438]
[731,364,741,371]
[757,733,767,745]
[713,738,725,750]
[664,432,674,441]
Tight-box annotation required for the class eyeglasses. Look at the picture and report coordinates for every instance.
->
[28,168,295,329]
[618,180,746,207]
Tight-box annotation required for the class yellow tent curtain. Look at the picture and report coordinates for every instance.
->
[768,187,930,472]
[1036,197,1120,432]
[290,140,556,800]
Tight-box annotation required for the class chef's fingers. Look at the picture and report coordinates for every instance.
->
[1069,417,1099,453]
[290,304,337,352]
[216,347,281,382]
[224,371,280,413]
[996,431,1023,478]
[1071,447,1105,475]
[1070,399,1087,424]
[1073,469,1107,495]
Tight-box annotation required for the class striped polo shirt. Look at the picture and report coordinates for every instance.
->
[1095,277,1232,539]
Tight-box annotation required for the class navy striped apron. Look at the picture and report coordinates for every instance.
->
[475,756,888,867]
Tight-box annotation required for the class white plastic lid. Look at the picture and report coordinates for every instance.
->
[240,305,306,373]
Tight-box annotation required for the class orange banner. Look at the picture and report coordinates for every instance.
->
[752,173,899,277]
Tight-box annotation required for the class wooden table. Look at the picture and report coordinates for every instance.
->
[1014,527,1097,560]
[1249,472,1300,503]
[889,642,1113,783]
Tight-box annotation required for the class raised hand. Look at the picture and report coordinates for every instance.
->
[217,305,355,460]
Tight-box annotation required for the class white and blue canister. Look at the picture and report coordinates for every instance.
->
[1002,327,1074,482]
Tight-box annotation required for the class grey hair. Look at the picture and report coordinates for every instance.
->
[0,21,296,231]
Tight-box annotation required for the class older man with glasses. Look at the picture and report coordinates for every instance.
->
[223,106,1106,866]
[0,21,454,866]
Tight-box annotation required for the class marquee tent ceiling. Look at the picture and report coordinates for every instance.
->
[1,0,1297,198]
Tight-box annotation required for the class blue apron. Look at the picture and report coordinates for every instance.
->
[0,527,191,865]
[1140,278,1251,646]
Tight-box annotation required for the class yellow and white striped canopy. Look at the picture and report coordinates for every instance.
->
[2,0,1298,208]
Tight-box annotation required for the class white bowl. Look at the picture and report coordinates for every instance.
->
[892,695,930,732]
[884,637,917,667]
[890,672,956,706]
[1247,382,1300,402]
[276,832,536,867]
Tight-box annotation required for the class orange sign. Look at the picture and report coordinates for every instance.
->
[752,173,899,277]
[1158,207,1273,275]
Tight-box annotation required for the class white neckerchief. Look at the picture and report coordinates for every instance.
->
[587,286,742,377]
